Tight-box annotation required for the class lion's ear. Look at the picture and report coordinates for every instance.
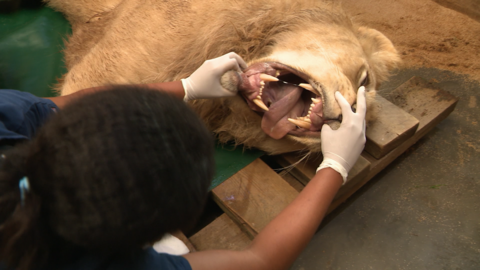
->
[357,26,402,85]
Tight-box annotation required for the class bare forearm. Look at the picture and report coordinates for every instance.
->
[186,168,343,270]
[248,168,343,269]
[45,81,185,109]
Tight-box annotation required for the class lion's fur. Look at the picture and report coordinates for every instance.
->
[45,0,400,154]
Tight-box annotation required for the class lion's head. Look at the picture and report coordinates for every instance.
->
[190,6,401,154]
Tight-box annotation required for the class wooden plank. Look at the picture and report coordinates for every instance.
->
[364,76,459,178]
[211,158,299,237]
[275,153,371,200]
[171,230,197,253]
[279,170,305,192]
[189,214,251,251]
[365,95,419,158]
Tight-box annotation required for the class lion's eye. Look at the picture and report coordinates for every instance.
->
[360,72,369,87]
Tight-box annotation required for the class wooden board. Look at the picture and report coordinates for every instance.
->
[189,214,251,251]
[279,169,305,192]
[364,94,419,158]
[364,76,459,178]
[275,153,371,200]
[211,158,299,238]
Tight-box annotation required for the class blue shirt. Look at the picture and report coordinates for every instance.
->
[0,247,191,270]
[0,89,58,143]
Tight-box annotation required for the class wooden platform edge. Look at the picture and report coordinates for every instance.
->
[364,94,420,159]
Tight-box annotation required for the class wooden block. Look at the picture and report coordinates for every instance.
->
[279,170,305,193]
[189,214,251,251]
[363,76,459,178]
[211,158,299,237]
[274,152,371,200]
[275,152,323,186]
[365,94,419,159]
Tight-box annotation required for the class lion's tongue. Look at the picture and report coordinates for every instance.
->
[261,88,303,139]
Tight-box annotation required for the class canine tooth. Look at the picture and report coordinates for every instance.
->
[288,118,311,129]
[299,83,320,95]
[259,74,279,82]
[299,83,314,91]
[311,98,321,104]
[253,98,269,111]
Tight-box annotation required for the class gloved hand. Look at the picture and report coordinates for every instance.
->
[317,86,367,185]
[181,52,247,101]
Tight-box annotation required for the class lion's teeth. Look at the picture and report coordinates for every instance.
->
[253,98,269,111]
[299,83,314,91]
[288,118,311,129]
[260,81,265,86]
[311,98,321,104]
[260,74,279,82]
[275,70,280,77]
[302,116,311,123]
[299,83,320,95]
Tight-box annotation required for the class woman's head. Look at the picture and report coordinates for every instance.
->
[0,86,215,268]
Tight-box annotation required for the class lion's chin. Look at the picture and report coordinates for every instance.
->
[238,61,325,140]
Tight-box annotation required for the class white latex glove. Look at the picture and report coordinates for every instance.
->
[181,52,247,101]
[317,86,367,185]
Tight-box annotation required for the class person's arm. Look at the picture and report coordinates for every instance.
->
[185,86,367,270]
[46,52,247,109]
[184,168,342,270]
[45,81,185,109]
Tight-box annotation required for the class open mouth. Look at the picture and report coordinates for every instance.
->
[238,62,324,140]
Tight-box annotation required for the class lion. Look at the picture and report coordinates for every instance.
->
[45,0,401,155]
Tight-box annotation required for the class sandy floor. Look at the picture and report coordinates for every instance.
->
[341,0,480,82]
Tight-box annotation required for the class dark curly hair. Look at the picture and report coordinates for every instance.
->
[0,86,215,270]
